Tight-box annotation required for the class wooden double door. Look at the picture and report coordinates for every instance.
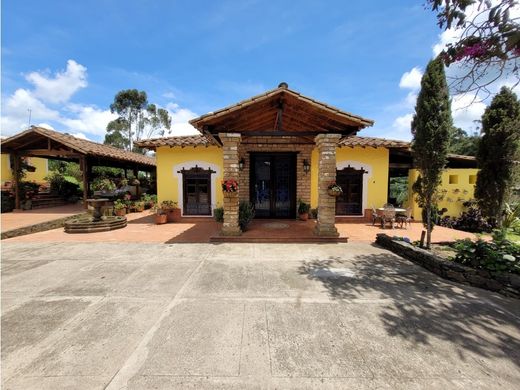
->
[335,167,364,216]
[250,153,296,218]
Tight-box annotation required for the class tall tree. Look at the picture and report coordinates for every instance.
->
[429,0,520,96]
[104,118,130,150]
[475,86,520,225]
[450,126,480,156]
[109,89,148,151]
[108,90,172,151]
[411,57,453,248]
[138,104,172,140]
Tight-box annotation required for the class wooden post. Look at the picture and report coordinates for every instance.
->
[133,168,139,197]
[80,156,89,209]
[13,153,21,210]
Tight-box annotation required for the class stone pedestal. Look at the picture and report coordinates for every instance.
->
[315,134,342,237]
[219,133,242,236]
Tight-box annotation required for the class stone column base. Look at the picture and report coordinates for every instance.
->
[314,224,339,237]
[221,226,242,236]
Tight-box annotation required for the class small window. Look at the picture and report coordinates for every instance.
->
[449,175,458,184]
[469,175,476,184]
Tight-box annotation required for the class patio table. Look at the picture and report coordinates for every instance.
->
[376,207,406,214]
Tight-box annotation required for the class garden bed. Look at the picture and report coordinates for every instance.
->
[376,233,520,298]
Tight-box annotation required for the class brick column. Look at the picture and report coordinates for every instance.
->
[315,134,342,237]
[219,133,242,236]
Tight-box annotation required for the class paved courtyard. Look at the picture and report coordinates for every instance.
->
[2,242,519,389]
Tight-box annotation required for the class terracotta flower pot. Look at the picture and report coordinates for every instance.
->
[299,212,309,221]
[155,213,167,224]
[114,208,126,216]
[166,208,182,222]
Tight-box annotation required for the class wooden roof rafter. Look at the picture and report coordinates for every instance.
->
[190,83,374,138]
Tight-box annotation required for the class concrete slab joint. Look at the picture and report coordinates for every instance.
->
[219,133,242,236]
[314,133,342,237]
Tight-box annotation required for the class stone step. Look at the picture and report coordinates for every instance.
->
[31,199,69,209]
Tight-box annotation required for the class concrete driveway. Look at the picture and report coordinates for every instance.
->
[2,242,519,389]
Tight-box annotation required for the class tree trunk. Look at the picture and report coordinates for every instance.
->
[426,204,432,249]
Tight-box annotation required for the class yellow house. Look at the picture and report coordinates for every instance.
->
[136,83,477,234]
[1,154,49,186]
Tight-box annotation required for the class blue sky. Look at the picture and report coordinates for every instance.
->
[1,0,492,142]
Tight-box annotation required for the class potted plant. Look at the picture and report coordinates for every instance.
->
[134,201,145,212]
[161,200,181,222]
[151,205,167,224]
[327,182,343,197]
[113,199,126,216]
[297,199,311,221]
[92,177,116,194]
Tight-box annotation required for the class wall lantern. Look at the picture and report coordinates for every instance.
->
[303,159,310,174]
[239,158,245,171]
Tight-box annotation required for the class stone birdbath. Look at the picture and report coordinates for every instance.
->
[87,198,109,222]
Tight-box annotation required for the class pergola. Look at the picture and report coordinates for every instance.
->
[1,126,156,209]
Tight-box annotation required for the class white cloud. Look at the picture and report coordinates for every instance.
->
[451,94,486,132]
[36,123,55,130]
[61,103,118,136]
[70,132,90,140]
[1,88,61,134]
[392,113,413,135]
[165,103,199,136]
[399,67,423,90]
[25,60,87,104]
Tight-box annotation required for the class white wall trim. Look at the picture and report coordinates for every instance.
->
[336,160,373,216]
[172,160,221,217]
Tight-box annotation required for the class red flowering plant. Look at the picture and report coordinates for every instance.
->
[222,178,239,193]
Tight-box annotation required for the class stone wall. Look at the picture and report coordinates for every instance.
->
[1,212,88,240]
[238,136,313,207]
[376,233,520,298]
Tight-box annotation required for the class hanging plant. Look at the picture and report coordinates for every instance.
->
[327,182,343,197]
[222,178,239,193]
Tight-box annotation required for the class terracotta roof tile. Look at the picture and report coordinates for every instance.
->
[135,134,218,149]
[1,127,155,166]
[339,135,410,148]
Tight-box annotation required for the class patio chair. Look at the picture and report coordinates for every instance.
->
[371,206,382,226]
[381,205,396,229]
[397,207,413,229]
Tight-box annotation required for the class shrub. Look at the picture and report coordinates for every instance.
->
[46,172,81,201]
[214,207,224,222]
[310,208,319,219]
[239,201,255,230]
[91,177,116,192]
[452,238,520,274]
[297,199,310,214]
[113,199,126,210]
[1,191,14,213]
[211,203,255,229]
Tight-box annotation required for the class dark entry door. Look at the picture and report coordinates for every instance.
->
[181,167,213,215]
[336,167,364,215]
[250,153,296,218]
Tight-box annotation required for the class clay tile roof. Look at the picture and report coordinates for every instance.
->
[1,126,155,167]
[134,134,218,149]
[339,135,410,148]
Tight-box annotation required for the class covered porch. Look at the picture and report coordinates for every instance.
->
[189,82,375,237]
[0,126,156,209]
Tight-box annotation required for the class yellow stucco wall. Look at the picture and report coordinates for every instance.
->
[155,146,224,214]
[310,146,390,212]
[408,168,479,220]
[1,154,49,184]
